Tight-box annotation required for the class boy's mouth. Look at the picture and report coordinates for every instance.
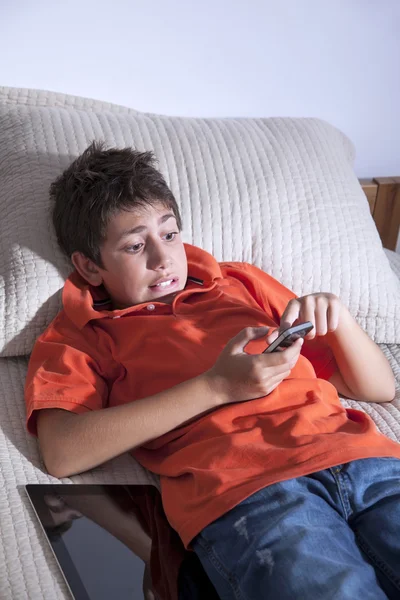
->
[149,277,179,292]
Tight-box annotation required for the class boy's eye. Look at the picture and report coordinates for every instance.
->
[164,232,178,241]
[126,243,143,253]
[125,232,178,253]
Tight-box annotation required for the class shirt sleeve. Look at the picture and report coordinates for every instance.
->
[233,263,339,380]
[24,321,109,437]
[300,336,338,380]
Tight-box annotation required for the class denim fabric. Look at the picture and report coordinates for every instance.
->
[192,458,400,599]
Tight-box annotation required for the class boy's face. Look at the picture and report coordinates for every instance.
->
[77,203,188,308]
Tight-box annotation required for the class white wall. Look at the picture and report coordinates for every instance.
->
[1,0,399,179]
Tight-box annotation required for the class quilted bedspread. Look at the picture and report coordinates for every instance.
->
[0,248,398,598]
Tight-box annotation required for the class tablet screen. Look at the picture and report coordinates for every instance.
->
[26,484,153,600]
[26,483,219,600]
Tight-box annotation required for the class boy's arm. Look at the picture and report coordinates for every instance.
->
[37,373,219,479]
[325,307,396,403]
[275,293,396,404]
[34,326,303,478]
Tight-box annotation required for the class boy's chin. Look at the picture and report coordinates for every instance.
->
[150,289,179,304]
[148,283,187,304]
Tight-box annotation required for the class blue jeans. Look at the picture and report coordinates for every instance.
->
[191,458,400,599]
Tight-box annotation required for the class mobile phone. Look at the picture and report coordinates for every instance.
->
[263,322,314,353]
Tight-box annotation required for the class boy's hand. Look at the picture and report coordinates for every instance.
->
[267,293,345,345]
[205,327,304,405]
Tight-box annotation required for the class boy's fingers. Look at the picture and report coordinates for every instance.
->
[270,361,294,374]
[280,301,300,330]
[263,338,303,367]
[281,337,304,359]
[229,327,270,354]
[266,330,279,344]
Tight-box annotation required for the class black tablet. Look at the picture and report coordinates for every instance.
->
[26,484,150,600]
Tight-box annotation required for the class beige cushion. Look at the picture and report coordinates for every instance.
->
[1,100,399,356]
[0,84,140,114]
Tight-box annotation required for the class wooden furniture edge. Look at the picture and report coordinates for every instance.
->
[360,177,400,251]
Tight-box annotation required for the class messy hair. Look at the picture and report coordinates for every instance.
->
[51,141,182,267]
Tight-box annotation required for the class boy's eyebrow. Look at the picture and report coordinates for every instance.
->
[118,213,176,240]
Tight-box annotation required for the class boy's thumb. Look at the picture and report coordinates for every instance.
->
[228,326,270,354]
[266,329,280,344]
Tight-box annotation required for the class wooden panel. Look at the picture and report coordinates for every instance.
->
[359,178,378,215]
[372,177,400,251]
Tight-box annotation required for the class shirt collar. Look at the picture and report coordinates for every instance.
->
[63,243,223,329]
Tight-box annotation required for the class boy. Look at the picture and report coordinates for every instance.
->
[25,142,400,600]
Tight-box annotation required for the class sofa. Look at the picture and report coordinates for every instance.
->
[0,85,399,599]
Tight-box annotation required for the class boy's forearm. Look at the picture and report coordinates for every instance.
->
[41,372,220,478]
[326,307,396,403]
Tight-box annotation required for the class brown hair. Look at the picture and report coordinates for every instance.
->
[51,141,182,267]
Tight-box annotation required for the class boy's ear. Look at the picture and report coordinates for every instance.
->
[71,251,103,286]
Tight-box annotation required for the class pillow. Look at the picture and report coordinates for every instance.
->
[1,101,399,356]
[0,84,140,114]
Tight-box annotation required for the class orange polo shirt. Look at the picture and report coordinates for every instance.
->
[25,243,400,548]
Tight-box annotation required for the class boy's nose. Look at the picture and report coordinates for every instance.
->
[148,243,171,270]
